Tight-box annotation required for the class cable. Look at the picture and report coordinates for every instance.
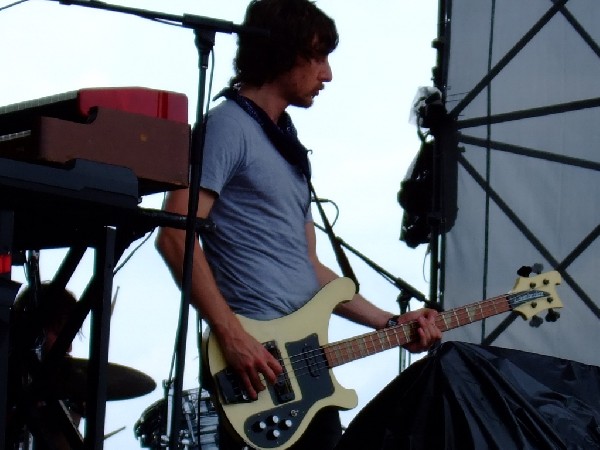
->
[0,0,30,13]
[112,229,154,275]
[310,196,340,227]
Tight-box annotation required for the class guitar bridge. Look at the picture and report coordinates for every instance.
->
[215,368,252,404]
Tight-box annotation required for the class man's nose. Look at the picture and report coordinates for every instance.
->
[321,58,333,82]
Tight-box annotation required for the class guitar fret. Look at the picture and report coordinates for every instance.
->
[380,330,387,348]
[401,324,410,344]
[466,305,479,323]
[375,330,384,351]
[358,337,368,357]
[371,333,379,352]
[383,330,391,349]
[384,330,392,349]
[342,341,351,363]
[333,346,343,366]
[390,327,401,346]
[338,342,345,364]
[441,313,451,330]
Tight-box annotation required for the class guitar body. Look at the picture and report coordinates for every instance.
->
[203,278,359,450]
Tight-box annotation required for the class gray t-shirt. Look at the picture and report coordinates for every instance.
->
[199,99,319,320]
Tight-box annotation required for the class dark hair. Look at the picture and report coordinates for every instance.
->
[231,0,339,87]
[14,282,77,332]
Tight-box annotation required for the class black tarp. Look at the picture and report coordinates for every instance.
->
[336,341,600,450]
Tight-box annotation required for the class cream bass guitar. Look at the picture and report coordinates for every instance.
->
[203,271,562,450]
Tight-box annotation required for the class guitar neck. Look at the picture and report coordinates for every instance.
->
[323,293,511,368]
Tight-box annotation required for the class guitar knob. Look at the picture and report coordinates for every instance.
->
[252,421,267,433]
[267,429,281,440]
[267,415,280,426]
[280,418,293,430]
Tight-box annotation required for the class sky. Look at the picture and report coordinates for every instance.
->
[0,0,439,448]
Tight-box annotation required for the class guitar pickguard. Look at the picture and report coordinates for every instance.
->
[242,333,334,448]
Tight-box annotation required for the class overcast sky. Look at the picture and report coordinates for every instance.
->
[0,1,439,448]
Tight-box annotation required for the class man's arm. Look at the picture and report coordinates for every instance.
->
[305,222,441,353]
[156,187,282,399]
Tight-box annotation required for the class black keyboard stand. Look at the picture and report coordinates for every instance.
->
[0,158,213,449]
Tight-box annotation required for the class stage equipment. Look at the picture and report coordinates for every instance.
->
[49,357,156,403]
[0,83,215,448]
[0,0,267,442]
[336,341,600,450]
[0,87,190,195]
[398,87,458,250]
[134,388,218,450]
[427,0,600,366]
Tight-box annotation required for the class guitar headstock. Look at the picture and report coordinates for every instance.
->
[508,271,563,321]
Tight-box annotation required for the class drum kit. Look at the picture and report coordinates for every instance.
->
[6,277,220,449]
[134,388,219,450]
[7,354,219,449]
[6,355,156,449]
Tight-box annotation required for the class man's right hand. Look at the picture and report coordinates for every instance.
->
[215,319,283,400]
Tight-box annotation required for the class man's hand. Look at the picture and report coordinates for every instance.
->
[398,309,442,353]
[216,322,283,401]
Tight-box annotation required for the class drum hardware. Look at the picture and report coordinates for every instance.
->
[7,356,156,449]
[104,425,126,440]
[134,388,219,449]
[50,356,157,402]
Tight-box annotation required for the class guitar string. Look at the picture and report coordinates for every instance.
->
[225,289,554,392]
[282,294,509,368]
[271,286,555,388]
[245,295,513,387]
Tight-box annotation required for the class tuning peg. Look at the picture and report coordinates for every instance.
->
[531,263,544,274]
[517,263,544,277]
[529,315,543,328]
[545,309,560,322]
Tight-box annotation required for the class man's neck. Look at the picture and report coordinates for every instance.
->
[238,84,288,123]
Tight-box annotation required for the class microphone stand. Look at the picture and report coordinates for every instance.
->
[50,1,267,448]
[313,222,440,310]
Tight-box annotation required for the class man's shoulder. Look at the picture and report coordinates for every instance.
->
[206,99,263,145]
[209,99,251,124]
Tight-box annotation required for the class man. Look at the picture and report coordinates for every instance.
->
[156,1,442,448]
[12,283,78,355]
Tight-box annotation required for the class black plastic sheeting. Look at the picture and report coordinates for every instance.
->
[336,342,600,450]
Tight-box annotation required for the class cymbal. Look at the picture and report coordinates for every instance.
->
[51,357,157,402]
